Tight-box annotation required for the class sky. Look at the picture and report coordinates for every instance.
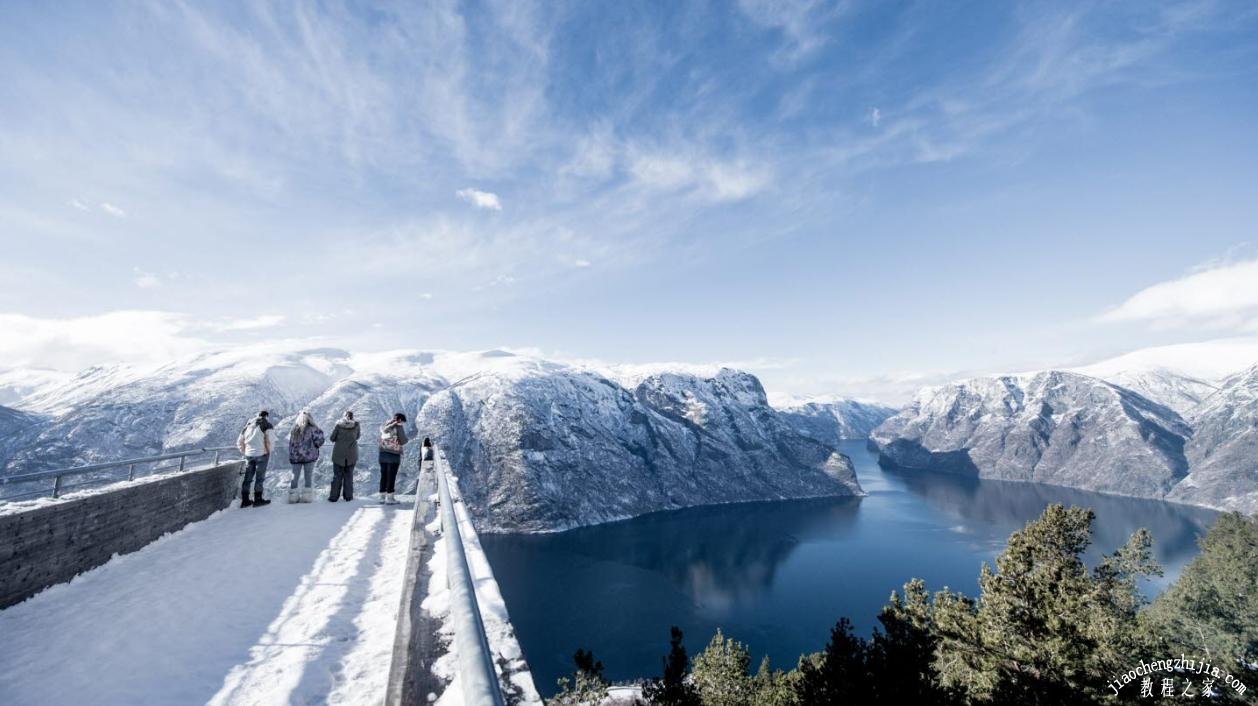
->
[1,0,1257,403]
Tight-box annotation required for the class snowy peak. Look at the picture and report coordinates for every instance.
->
[778,399,898,443]
[1170,364,1258,513]
[871,370,1191,499]
[420,365,861,532]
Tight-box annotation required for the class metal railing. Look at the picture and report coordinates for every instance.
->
[434,449,506,706]
[0,446,240,502]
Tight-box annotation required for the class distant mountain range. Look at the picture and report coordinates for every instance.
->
[0,348,864,531]
[4,342,1256,524]
[870,364,1258,515]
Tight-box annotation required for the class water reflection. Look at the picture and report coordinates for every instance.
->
[482,441,1218,695]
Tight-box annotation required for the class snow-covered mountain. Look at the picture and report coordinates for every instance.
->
[0,368,72,407]
[870,371,1192,500]
[870,366,1258,513]
[777,399,898,444]
[1170,365,1258,514]
[0,404,42,468]
[418,366,861,532]
[0,348,860,531]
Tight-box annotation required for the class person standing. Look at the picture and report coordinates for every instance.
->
[421,437,433,463]
[378,413,409,504]
[328,410,360,502]
[237,410,274,508]
[287,411,325,503]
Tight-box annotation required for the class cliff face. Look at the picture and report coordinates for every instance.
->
[871,371,1192,500]
[419,366,861,532]
[1170,365,1258,514]
[778,399,898,444]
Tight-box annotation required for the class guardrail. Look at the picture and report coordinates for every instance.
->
[0,446,239,501]
[434,449,507,706]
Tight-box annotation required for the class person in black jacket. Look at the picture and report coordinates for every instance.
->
[378,413,409,504]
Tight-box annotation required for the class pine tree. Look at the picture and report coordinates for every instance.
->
[750,656,798,706]
[867,579,957,704]
[1141,512,1257,705]
[929,504,1160,705]
[691,629,753,705]
[552,647,610,705]
[644,626,701,706]
[792,617,871,704]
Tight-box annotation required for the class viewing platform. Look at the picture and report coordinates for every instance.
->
[0,448,539,705]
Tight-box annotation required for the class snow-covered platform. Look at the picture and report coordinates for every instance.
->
[0,497,416,705]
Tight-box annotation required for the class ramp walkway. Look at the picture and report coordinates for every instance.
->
[0,496,416,705]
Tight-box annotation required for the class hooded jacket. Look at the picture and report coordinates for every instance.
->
[287,422,325,464]
[329,417,361,466]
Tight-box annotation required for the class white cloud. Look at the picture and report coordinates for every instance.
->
[0,311,207,371]
[68,199,89,211]
[627,152,770,202]
[456,187,503,211]
[572,259,591,268]
[210,314,286,331]
[419,292,434,300]
[100,202,127,218]
[133,269,161,289]
[869,107,881,127]
[1097,258,1258,329]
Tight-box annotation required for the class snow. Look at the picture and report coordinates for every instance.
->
[0,498,416,705]
[422,470,542,705]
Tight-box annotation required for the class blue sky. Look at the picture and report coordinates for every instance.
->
[1,0,1257,402]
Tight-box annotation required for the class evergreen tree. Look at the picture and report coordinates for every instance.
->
[691,629,753,705]
[867,579,957,704]
[1141,512,1257,705]
[644,626,701,706]
[552,647,610,705]
[929,504,1160,705]
[750,656,798,706]
[793,617,872,704]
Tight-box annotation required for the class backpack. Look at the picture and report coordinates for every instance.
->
[240,419,266,452]
[380,425,403,454]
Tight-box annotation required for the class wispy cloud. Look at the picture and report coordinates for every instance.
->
[455,187,503,211]
[1097,258,1258,330]
[100,202,126,218]
[0,311,206,371]
[210,314,286,332]
[133,269,161,289]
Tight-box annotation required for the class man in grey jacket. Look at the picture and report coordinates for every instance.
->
[328,411,360,501]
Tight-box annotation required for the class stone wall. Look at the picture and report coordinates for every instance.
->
[0,461,242,609]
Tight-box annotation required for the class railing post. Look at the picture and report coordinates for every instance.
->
[51,474,62,498]
[178,455,186,473]
[127,463,136,481]
[213,449,221,466]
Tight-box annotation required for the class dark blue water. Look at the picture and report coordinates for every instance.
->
[480,441,1219,696]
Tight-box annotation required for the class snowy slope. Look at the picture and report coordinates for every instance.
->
[0,348,444,500]
[0,368,72,407]
[1169,365,1258,514]
[778,399,898,443]
[418,364,861,532]
[871,371,1192,500]
[1,348,859,531]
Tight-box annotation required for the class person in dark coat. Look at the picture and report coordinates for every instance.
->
[328,410,360,502]
[378,412,409,504]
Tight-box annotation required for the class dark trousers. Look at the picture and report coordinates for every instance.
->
[330,463,355,500]
[242,454,269,497]
[379,461,400,493]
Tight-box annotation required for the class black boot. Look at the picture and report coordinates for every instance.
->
[241,489,253,508]
[253,491,271,507]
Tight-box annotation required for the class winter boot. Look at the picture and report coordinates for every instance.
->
[301,488,314,503]
[241,490,253,508]
[288,488,298,503]
[386,492,397,505]
[253,491,271,507]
